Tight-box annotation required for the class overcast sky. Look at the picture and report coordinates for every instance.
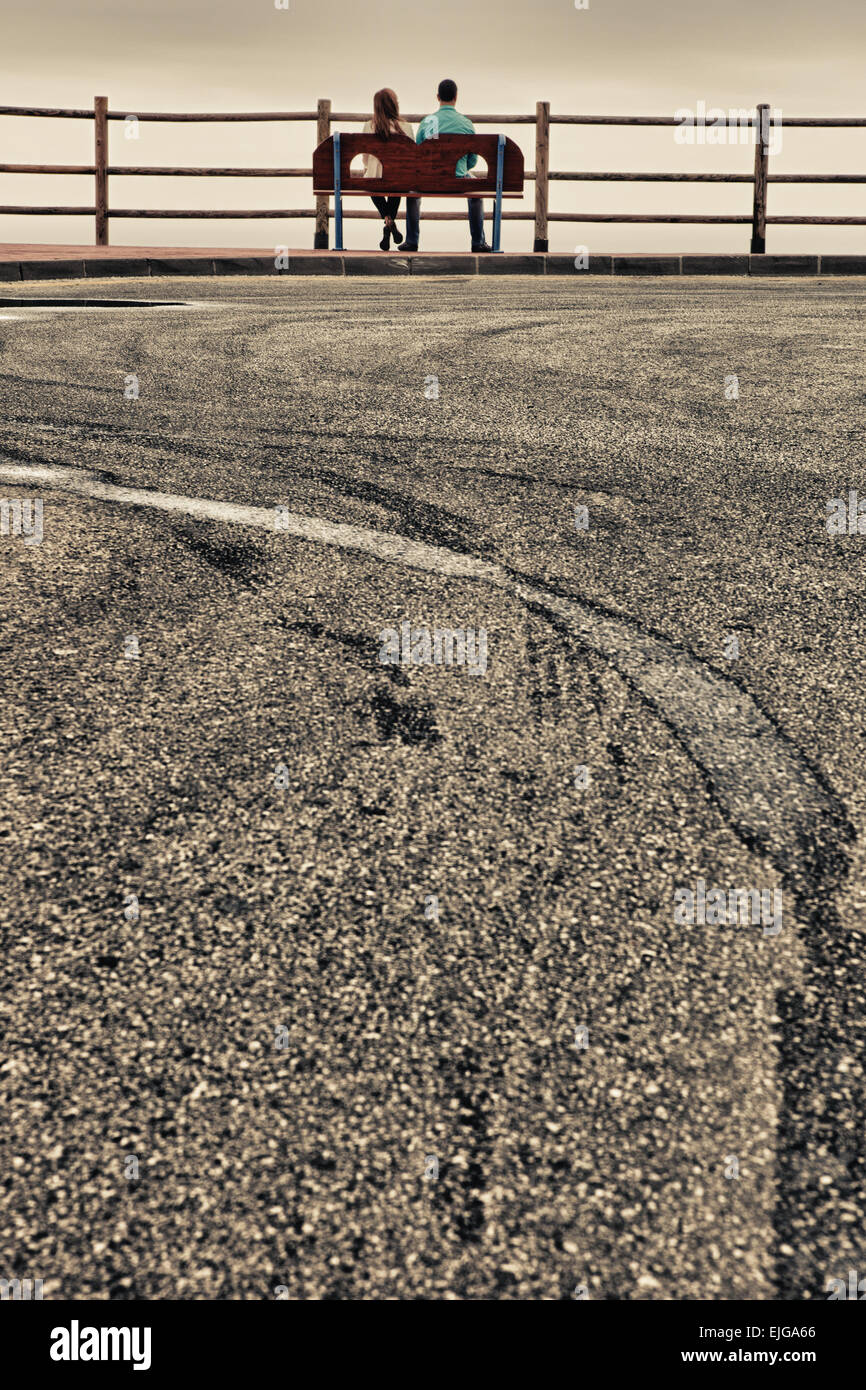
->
[2,0,865,252]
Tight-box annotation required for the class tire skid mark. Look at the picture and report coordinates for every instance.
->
[2,460,858,1294]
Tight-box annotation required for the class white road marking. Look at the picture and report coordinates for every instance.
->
[0,460,842,889]
[0,302,215,318]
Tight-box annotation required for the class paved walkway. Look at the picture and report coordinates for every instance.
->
[2,242,865,277]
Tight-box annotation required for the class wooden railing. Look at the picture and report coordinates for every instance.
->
[0,99,864,253]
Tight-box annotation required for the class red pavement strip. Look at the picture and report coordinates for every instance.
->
[1,243,865,277]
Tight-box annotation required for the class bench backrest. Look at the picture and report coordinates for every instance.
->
[313,133,524,197]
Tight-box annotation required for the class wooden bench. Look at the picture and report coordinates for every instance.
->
[312,132,524,253]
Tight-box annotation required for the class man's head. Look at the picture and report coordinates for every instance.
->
[437,79,458,106]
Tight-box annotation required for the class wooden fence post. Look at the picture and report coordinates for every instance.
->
[94,95,108,246]
[314,98,331,248]
[750,102,769,254]
[534,100,550,251]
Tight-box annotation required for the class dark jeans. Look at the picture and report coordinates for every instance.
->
[371,195,401,223]
[404,196,485,248]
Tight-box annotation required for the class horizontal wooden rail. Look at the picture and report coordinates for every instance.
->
[767,216,866,224]
[5,164,866,185]
[5,105,861,124]
[4,165,865,184]
[0,164,97,175]
[0,207,533,221]
[548,115,866,126]
[107,166,313,177]
[0,105,319,121]
[1,98,863,251]
[329,112,538,124]
[0,164,313,177]
[0,205,96,215]
[552,172,866,183]
[0,106,96,119]
[5,207,863,227]
[0,208,754,223]
[109,112,320,123]
[554,172,754,182]
[770,173,866,182]
[548,213,752,223]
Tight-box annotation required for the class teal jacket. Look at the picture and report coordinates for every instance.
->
[416,105,478,178]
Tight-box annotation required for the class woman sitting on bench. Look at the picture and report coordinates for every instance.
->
[362,89,414,251]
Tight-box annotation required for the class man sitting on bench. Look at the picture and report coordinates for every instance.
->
[398,78,493,254]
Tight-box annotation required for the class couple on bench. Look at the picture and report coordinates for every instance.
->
[361,78,493,254]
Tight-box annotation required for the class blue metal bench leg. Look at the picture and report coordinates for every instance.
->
[333,131,344,252]
[492,134,505,253]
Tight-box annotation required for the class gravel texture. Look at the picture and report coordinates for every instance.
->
[0,275,864,1300]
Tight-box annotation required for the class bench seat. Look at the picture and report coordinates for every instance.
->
[312,132,524,250]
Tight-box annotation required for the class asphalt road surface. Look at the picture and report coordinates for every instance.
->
[1,274,865,1301]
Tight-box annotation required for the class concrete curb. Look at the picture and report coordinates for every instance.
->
[2,252,866,280]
